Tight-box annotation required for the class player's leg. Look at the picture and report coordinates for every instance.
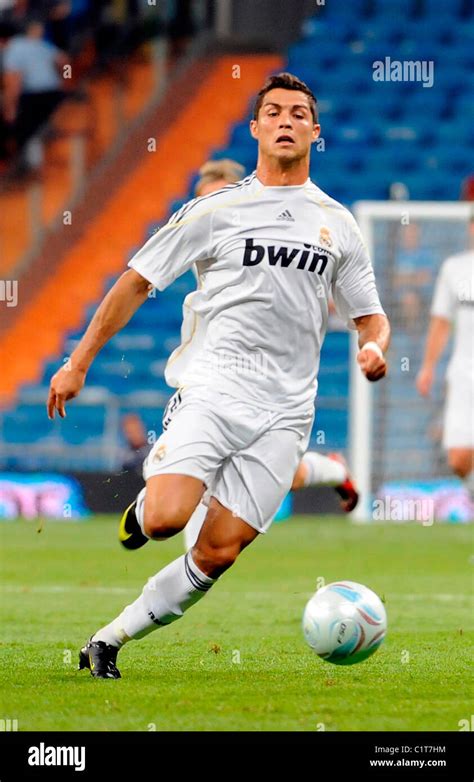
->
[184,447,360,553]
[191,498,259,576]
[443,377,474,502]
[119,387,231,550]
[106,411,312,656]
[291,451,359,512]
[182,445,361,555]
[447,448,473,478]
[80,498,258,678]
[447,448,474,501]
[81,406,309,679]
[120,474,205,549]
[81,389,252,677]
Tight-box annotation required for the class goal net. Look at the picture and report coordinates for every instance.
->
[349,201,472,521]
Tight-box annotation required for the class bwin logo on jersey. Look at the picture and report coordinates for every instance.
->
[243,238,329,275]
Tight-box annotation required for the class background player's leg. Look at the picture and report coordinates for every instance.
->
[91,498,258,649]
[447,448,474,500]
[291,451,346,490]
[291,451,358,511]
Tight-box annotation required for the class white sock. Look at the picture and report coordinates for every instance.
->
[183,502,207,550]
[301,451,346,487]
[135,487,150,537]
[92,552,215,647]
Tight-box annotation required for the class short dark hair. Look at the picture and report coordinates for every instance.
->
[253,72,318,124]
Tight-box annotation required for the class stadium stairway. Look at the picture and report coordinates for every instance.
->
[0,54,282,407]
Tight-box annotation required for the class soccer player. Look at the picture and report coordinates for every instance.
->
[47,72,390,678]
[182,159,359,550]
[416,218,474,499]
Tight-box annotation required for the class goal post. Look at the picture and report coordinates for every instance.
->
[349,201,472,521]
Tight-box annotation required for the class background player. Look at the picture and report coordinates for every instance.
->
[47,72,389,679]
[416,216,474,500]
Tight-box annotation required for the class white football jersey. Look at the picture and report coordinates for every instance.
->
[128,172,385,412]
[431,249,474,377]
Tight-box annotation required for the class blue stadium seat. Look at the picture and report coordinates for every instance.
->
[320,0,370,18]
[432,65,471,94]
[370,0,419,15]
[452,93,474,121]
[398,91,448,120]
[422,0,465,16]
[322,146,367,173]
[332,123,379,146]
[423,146,472,176]
[381,120,435,143]
[436,122,474,146]
[2,407,57,443]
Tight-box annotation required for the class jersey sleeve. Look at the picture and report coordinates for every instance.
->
[128,203,214,291]
[430,259,456,321]
[331,212,385,329]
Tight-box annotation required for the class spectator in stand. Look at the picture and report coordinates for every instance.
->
[121,413,151,474]
[2,16,67,167]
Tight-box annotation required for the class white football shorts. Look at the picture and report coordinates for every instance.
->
[443,370,474,449]
[143,385,314,533]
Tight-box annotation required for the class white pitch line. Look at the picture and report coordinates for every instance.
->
[0,585,133,594]
[0,586,472,601]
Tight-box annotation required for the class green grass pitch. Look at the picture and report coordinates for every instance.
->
[0,515,472,732]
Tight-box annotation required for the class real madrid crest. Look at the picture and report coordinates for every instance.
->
[318,226,332,248]
[153,444,167,462]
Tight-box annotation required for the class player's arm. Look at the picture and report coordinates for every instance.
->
[353,313,390,382]
[416,316,451,396]
[3,69,22,123]
[332,212,390,382]
[47,269,152,419]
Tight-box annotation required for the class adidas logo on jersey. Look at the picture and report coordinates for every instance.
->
[276,209,295,221]
[242,238,329,275]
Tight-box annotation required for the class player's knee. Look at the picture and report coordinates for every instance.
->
[448,450,473,478]
[143,500,189,539]
[191,543,239,579]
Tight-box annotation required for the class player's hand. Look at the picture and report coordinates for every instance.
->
[357,346,387,382]
[416,365,433,397]
[47,364,86,419]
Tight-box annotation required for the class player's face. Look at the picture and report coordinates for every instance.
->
[250,88,320,163]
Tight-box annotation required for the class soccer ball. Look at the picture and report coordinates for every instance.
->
[302,580,387,665]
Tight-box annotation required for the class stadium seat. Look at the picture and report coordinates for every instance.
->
[370,0,419,15]
[422,0,465,16]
